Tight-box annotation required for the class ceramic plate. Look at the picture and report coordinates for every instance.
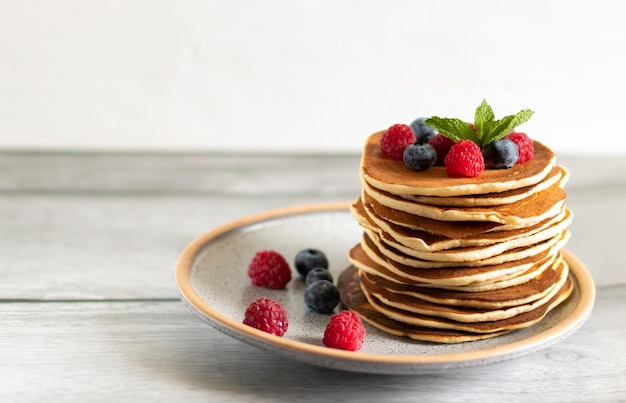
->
[175,202,595,374]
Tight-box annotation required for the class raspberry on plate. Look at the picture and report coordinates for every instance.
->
[428,133,455,166]
[243,298,288,336]
[322,310,366,351]
[444,140,485,177]
[247,250,292,289]
[380,124,416,160]
[506,132,534,163]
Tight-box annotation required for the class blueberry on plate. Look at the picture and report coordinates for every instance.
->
[294,248,328,278]
[483,139,519,169]
[304,280,340,314]
[409,117,437,144]
[305,267,333,286]
[403,143,437,171]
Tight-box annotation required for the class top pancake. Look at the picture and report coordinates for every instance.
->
[361,131,557,197]
[399,165,568,207]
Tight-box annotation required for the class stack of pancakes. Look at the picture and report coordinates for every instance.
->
[337,131,574,343]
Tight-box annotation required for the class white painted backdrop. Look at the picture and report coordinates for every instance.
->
[1,0,625,154]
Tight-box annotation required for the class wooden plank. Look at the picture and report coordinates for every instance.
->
[2,152,625,195]
[0,153,625,300]
[1,285,624,402]
[1,188,622,300]
[0,152,362,195]
[0,194,346,300]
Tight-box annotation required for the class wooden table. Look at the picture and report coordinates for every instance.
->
[2,152,625,402]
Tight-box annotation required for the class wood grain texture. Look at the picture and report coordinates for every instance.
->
[0,152,361,195]
[1,285,624,402]
[0,153,360,300]
[1,152,625,401]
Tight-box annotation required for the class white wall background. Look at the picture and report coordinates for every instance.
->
[1,0,625,155]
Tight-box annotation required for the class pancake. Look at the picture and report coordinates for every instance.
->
[338,265,573,343]
[359,270,567,325]
[361,192,503,237]
[363,178,567,225]
[351,237,558,291]
[359,256,567,312]
[337,265,513,343]
[368,228,570,269]
[397,165,568,207]
[368,223,569,263]
[361,276,572,332]
[362,191,569,235]
[354,196,572,252]
[361,131,556,197]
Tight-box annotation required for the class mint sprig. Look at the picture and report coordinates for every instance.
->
[424,99,533,149]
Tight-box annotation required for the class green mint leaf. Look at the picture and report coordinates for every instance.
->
[424,101,533,149]
[509,108,534,128]
[424,117,478,143]
[474,99,495,145]
[487,115,517,144]
[485,109,534,145]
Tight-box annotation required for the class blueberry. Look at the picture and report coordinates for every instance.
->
[403,143,437,171]
[483,139,519,169]
[294,248,328,278]
[304,280,340,314]
[305,267,333,286]
[409,117,436,144]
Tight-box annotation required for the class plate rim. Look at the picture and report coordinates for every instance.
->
[175,202,596,372]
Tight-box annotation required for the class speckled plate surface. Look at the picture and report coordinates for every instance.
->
[175,202,595,374]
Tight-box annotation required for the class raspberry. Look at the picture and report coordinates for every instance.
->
[444,140,485,177]
[428,133,455,166]
[243,298,288,336]
[322,310,366,351]
[380,124,416,160]
[247,250,292,289]
[506,132,534,163]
